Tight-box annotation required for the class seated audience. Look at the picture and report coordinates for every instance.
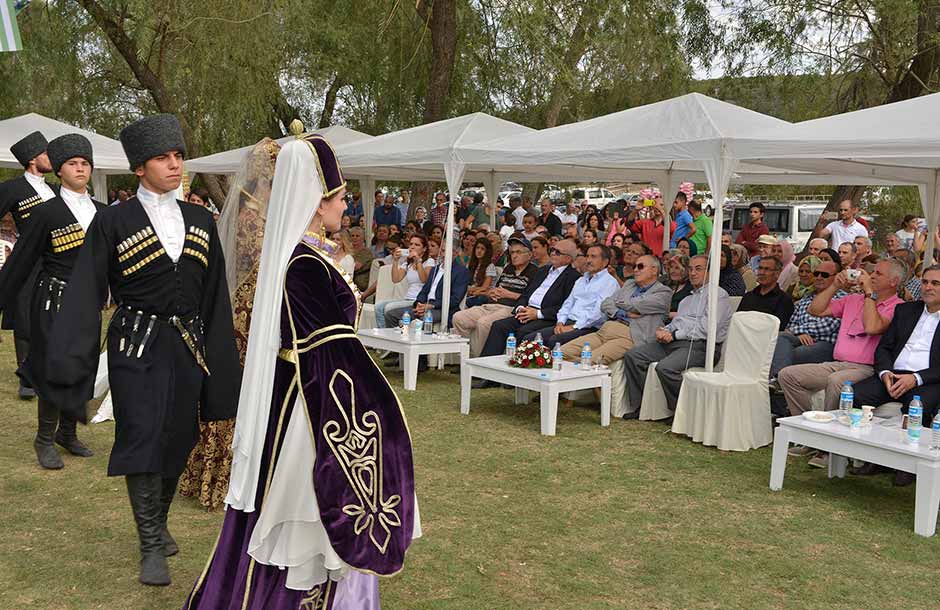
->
[770,259,844,381]
[730,243,757,291]
[854,235,878,270]
[561,254,671,372]
[457,229,477,267]
[738,256,794,330]
[838,241,857,269]
[666,255,693,318]
[465,238,499,307]
[488,232,507,268]
[522,213,540,241]
[332,230,356,276]
[531,235,550,267]
[718,244,746,297]
[675,237,693,258]
[849,265,940,485]
[623,255,733,414]
[373,234,435,328]
[371,224,391,258]
[384,252,471,332]
[478,239,581,358]
[806,237,828,257]
[453,236,539,357]
[349,227,374,291]
[774,240,798,292]
[750,234,777,271]
[790,255,820,301]
[536,245,619,347]
[779,259,905,417]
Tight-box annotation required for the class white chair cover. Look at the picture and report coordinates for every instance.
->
[729,296,743,312]
[638,363,671,421]
[358,265,409,329]
[671,311,780,451]
[608,359,631,418]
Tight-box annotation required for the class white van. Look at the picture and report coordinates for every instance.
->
[570,187,617,209]
[724,201,827,251]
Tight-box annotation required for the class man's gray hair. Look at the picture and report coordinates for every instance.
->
[841,242,858,254]
[640,254,662,274]
[882,257,907,286]
[855,236,872,247]
[809,237,828,248]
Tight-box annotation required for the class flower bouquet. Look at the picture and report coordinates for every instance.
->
[509,340,553,369]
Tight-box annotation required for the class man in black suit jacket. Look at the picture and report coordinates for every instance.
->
[853,265,940,423]
[478,239,580,358]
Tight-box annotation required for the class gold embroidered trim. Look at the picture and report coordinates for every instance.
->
[121,248,166,276]
[277,348,296,363]
[117,227,155,254]
[294,323,356,346]
[183,247,209,267]
[300,580,335,610]
[117,235,158,262]
[323,369,401,555]
[295,333,358,354]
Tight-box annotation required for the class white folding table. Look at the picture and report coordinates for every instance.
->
[358,328,469,391]
[770,414,940,537]
[460,355,611,436]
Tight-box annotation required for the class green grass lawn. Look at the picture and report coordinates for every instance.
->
[1,331,938,610]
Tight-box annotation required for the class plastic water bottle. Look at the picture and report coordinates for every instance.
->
[534,332,543,346]
[908,396,923,443]
[401,311,411,335]
[930,410,940,451]
[413,317,423,337]
[838,381,854,419]
[424,311,434,336]
[580,342,592,369]
[505,332,516,360]
[552,342,563,371]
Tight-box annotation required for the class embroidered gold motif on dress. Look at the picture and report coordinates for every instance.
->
[323,370,401,555]
[299,580,334,610]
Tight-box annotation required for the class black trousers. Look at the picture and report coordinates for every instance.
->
[853,371,940,423]
[479,315,554,357]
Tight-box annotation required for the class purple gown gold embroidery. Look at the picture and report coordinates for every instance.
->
[184,238,415,610]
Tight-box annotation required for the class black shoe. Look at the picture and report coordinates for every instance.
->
[893,470,915,487]
[127,474,171,585]
[161,528,178,557]
[471,379,499,389]
[622,410,640,420]
[55,415,93,457]
[139,552,171,586]
[19,384,36,400]
[34,439,64,469]
[35,400,63,469]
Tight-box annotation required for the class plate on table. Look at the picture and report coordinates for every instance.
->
[802,411,835,424]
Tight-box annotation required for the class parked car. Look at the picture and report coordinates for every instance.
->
[723,201,826,251]
[571,187,617,210]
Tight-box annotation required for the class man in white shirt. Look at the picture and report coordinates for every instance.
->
[821,199,868,249]
[559,201,579,225]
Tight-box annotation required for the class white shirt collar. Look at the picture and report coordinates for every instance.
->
[923,306,940,319]
[23,171,44,187]
[137,184,178,206]
[60,186,91,204]
[59,186,97,231]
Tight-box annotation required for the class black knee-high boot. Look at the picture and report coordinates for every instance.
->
[55,411,93,457]
[159,476,179,557]
[125,474,171,586]
[34,399,63,469]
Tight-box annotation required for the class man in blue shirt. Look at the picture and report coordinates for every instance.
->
[670,191,696,249]
[345,191,363,220]
[373,189,403,228]
[534,244,619,346]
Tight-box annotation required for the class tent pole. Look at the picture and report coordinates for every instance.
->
[704,155,736,372]
[362,177,376,243]
[441,162,466,332]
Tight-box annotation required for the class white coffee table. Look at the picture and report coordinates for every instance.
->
[460,355,611,436]
[770,414,940,537]
[358,328,469,391]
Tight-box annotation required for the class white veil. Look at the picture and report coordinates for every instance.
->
[225,136,324,512]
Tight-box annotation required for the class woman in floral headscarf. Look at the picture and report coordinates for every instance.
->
[773,239,799,293]
[790,255,821,300]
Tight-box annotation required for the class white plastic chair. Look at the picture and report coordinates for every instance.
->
[359,265,408,330]
[671,311,780,451]
[729,296,743,312]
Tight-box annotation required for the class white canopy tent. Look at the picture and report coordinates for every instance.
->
[458,93,909,370]
[184,125,373,174]
[0,112,130,200]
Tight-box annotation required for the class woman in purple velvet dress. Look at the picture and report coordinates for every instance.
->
[184,129,420,610]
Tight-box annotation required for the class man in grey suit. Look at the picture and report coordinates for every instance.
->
[560,255,672,364]
[623,254,733,415]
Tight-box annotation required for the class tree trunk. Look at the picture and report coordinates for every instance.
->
[887,0,940,103]
[543,5,596,128]
[318,74,346,129]
[416,0,458,125]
